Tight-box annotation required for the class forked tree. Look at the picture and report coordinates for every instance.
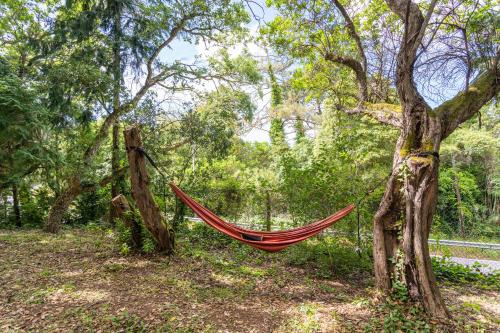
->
[267,0,499,317]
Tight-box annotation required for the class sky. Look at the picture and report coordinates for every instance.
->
[153,0,278,143]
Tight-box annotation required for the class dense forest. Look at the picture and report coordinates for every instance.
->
[0,0,499,331]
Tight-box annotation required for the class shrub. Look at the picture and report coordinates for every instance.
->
[432,256,499,290]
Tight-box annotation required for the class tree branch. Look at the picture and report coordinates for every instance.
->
[325,53,368,102]
[146,13,199,82]
[345,103,402,127]
[331,0,367,72]
[80,166,129,193]
[385,0,428,107]
[411,0,438,56]
[436,67,500,139]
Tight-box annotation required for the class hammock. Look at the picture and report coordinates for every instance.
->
[170,183,354,252]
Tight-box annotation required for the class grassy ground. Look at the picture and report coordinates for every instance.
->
[0,227,498,332]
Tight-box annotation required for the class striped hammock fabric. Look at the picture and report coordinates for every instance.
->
[170,183,354,252]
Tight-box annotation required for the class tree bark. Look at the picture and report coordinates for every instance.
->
[401,131,448,318]
[265,191,271,231]
[45,177,81,233]
[112,194,142,250]
[123,127,174,254]
[373,165,403,291]
[110,122,121,225]
[452,171,465,238]
[12,184,21,227]
[45,167,128,233]
[109,0,123,226]
[374,114,450,318]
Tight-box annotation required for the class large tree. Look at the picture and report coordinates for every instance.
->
[42,0,252,232]
[266,0,499,317]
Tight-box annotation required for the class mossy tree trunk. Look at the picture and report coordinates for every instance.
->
[372,0,500,319]
[373,102,449,318]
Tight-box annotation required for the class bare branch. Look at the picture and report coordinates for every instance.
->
[411,0,438,55]
[146,13,199,81]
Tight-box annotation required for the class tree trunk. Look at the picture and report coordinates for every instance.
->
[373,140,404,291]
[44,169,128,233]
[112,194,142,249]
[402,144,448,318]
[2,193,7,223]
[124,127,174,254]
[45,177,81,233]
[109,0,123,226]
[12,184,21,227]
[373,104,450,318]
[265,191,271,231]
[172,198,185,231]
[110,122,121,225]
[452,172,465,237]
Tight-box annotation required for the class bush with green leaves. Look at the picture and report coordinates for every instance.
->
[113,208,161,255]
[285,236,372,278]
[431,256,499,290]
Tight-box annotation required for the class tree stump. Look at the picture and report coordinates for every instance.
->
[111,194,142,250]
[123,126,174,254]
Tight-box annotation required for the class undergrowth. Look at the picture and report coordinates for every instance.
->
[431,256,499,290]
[178,222,373,279]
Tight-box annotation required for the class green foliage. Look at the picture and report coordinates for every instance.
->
[141,230,156,254]
[435,120,499,237]
[16,185,51,227]
[365,300,430,333]
[115,218,133,253]
[432,256,500,290]
[74,188,109,225]
[0,58,52,186]
[113,207,158,254]
[285,236,372,278]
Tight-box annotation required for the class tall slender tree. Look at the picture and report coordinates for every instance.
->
[268,63,287,148]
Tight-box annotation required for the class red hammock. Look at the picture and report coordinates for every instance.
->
[170,183,354,252]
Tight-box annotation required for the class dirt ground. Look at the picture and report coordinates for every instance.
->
[0,229,498,332]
